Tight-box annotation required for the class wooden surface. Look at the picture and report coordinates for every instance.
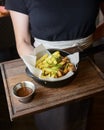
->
[0,57,104,121]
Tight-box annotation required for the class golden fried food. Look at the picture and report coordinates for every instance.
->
[36,51,76,78]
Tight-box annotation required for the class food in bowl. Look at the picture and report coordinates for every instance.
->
[16,86,33,97]
[26,49,79,87]
[36,51,76,79]
[12,81,36,103]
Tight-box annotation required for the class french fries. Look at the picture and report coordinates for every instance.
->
[36,51,76,78]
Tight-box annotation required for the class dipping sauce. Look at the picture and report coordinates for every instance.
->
[16,87,33,97]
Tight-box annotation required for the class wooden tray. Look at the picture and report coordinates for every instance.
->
[0,57,104,121]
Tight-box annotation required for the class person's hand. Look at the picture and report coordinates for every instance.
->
[93,22,104,41]
[18,43,35,58]
[0,6,9,17]
[16,40,35,58]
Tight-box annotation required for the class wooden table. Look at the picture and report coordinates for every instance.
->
[0,57,104,121]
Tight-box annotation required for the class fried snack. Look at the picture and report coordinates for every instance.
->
[36,53,48,66]
[36,51,76,78]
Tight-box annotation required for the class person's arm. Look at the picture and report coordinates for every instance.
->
[93,2,104,41]
[100,1,104,15]
[9,10,34,57]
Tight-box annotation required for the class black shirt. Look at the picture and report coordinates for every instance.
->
[5,0,104,41]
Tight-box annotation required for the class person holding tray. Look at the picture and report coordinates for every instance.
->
[5,0,104,130]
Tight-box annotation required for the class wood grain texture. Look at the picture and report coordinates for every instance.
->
[0,57,104,121]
